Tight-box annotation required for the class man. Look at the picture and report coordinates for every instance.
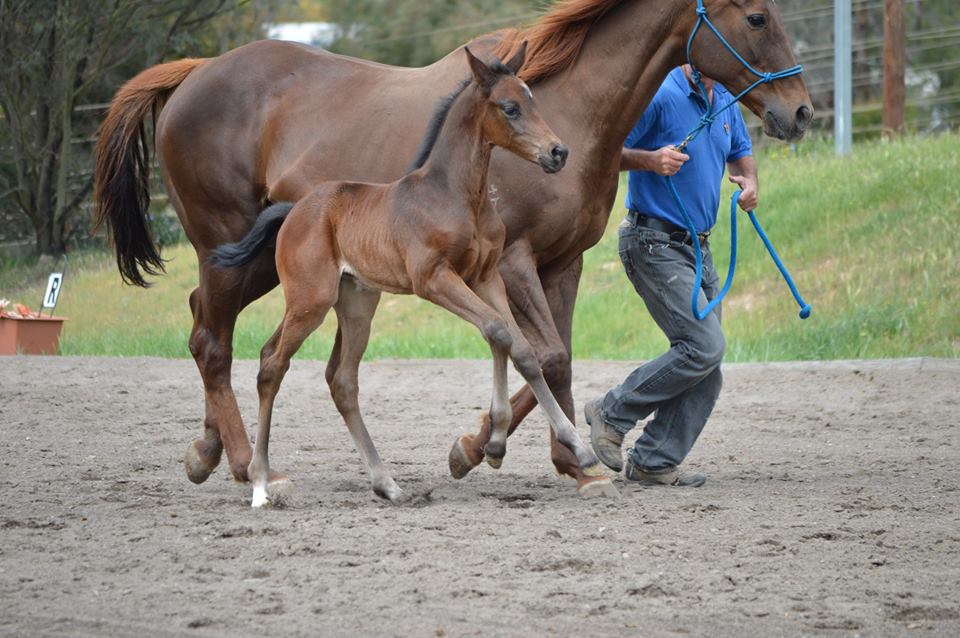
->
[584,65,758,487]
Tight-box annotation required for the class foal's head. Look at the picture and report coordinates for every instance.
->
[465,44,568,174]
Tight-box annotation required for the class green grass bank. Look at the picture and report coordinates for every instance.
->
[3,134,958,361]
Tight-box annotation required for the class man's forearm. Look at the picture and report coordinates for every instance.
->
[620,148,659,172]
[621,146,690,175]
[727,155,759,211]
[728,155,758,183]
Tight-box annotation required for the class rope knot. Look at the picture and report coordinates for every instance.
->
[695,6,707,16]
[761,72,774,83]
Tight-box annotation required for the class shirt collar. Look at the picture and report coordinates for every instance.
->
[669,66,731,100]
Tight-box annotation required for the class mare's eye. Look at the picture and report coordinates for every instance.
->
[501,102,521,119]
[747,14,767,29]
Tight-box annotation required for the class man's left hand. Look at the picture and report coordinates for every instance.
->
[728,174,759,212]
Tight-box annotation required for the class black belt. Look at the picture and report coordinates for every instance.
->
[626,210,710,245]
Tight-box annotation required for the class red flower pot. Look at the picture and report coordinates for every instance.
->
[0,315,67,355]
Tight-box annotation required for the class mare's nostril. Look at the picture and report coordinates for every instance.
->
[796,105,813,129]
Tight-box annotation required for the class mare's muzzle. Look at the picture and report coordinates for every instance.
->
[763,103,814,142]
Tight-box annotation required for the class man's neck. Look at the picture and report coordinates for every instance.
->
[686,76,714,104]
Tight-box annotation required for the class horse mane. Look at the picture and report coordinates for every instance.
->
[407,79,472,173]
[492,0,624,84]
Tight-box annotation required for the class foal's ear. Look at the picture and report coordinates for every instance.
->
[504,40,528,75]
[465,46,496,91]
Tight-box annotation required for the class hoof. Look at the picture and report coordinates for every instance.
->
[448,435,483,480]
[577,477,620,499]
[581,463,608,478]
[483,441,505,469]
[267,475,294,507]
[373,479,406,504]
[184,438,220,485]
[249,474,293,508]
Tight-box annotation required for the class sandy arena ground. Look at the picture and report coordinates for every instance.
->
[1,356,958,637]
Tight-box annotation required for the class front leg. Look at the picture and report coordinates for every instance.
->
[449,245,581,481]
[472,271,617,498]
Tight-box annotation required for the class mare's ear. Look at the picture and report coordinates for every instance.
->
[465,46,495,92]
[504,40,528,75]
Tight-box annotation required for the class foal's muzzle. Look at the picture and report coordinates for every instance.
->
[539,143,568,174]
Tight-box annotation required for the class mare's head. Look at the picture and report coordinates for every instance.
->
[465,44,568,174]
[688,0,813,141]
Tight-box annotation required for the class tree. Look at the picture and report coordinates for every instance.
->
[0,0,262,258]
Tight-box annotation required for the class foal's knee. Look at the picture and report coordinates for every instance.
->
[482,319,513,352]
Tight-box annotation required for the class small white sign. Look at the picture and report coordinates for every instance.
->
[42,272,63,309]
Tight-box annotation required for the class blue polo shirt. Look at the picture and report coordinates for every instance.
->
[625,67,753,233]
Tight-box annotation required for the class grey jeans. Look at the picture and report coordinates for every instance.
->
[599,220,725,472]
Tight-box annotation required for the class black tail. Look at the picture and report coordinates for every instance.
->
[210,203,295,268]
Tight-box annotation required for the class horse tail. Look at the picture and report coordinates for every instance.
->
[94,58,207,287]
[209,203,295,268]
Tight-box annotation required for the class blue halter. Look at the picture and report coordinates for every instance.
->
[666,0,810,321]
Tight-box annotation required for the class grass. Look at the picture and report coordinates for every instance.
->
[2,133,957,361]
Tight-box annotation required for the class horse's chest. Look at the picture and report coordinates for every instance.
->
[445,214,502,279]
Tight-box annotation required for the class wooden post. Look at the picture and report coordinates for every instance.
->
[882,0,906,137]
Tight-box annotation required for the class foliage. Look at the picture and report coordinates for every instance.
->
[324,0,540,68]
[0,0,277,259]
[4,133,957,361]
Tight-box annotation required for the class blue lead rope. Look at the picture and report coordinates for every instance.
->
[663,0,811,321]
[667,175,811,321]
[746,204,812,320]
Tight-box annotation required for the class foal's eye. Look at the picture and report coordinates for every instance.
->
[746,14,767,29]
[501,102,521,119]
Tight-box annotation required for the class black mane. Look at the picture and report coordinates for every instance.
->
[406,79,472,174]
[406,61,516,174]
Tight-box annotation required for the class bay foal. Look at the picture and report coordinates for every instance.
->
[213,47,615,507]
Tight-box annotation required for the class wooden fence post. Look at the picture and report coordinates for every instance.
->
[882,0,906,137]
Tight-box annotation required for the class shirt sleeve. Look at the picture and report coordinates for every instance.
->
[727,106,753,162]
[624,97,661,150]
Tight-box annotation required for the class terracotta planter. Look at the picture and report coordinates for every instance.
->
[0,315,67,355]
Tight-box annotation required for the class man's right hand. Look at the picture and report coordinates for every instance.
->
[619,146,691,174]
[651,146,690,176]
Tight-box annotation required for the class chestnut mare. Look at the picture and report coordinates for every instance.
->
[208,47,618,506]
[95,0,812,497]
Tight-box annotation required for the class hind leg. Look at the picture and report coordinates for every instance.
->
[328,280,405,501]
[250,282,337,507]
[184,257,279,484]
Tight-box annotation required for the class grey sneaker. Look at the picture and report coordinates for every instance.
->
[584,398,624,472]
[624,460,706,487]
